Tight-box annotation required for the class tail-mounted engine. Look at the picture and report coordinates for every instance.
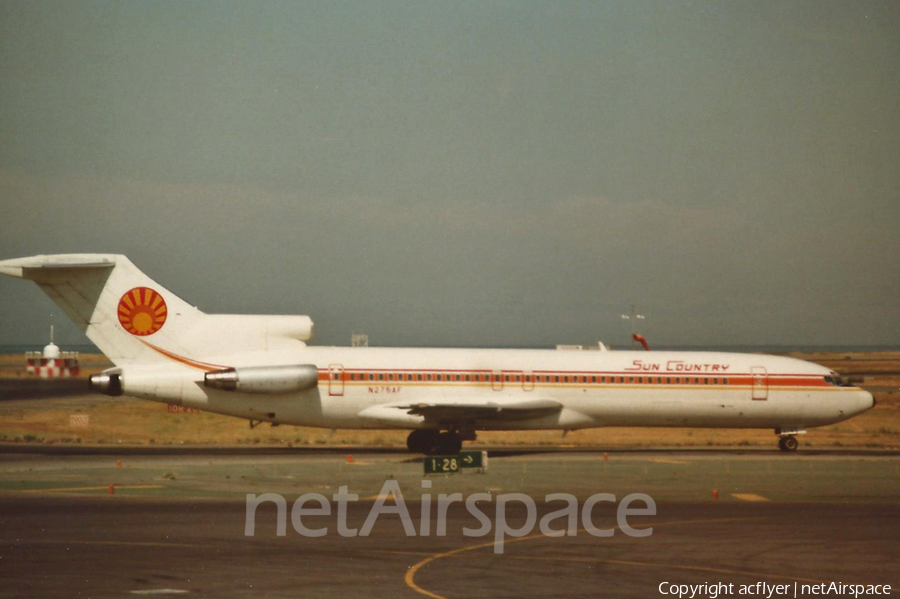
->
[204,364,319,394]
[89,371,123,396]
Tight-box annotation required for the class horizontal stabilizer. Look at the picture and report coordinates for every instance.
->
[0,254,116,278]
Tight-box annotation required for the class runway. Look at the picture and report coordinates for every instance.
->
[0,448,898,598]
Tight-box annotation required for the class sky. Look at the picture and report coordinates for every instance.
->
[0,1,898,349]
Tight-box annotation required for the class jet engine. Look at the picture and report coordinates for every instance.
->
[204,364,319,394]
[89,371,123,396]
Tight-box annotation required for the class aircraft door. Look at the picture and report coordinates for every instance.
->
[523,370,534,391]
[751,366,768,400]
[491,370,503,391]
[329,364,344,396]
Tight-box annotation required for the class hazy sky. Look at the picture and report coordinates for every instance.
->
[1,1,898,349]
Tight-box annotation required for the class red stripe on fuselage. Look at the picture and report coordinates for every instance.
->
[139,341,231,372]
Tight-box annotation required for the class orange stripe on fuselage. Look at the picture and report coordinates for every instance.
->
[316,368,834,389]
[138,340,230,372]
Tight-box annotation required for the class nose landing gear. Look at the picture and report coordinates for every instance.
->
[775,428,804,451]
[777,435,799,452]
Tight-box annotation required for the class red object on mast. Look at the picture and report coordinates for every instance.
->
[632,334,650,351]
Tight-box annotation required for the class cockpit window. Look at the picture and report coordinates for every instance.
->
[824,373,851,387]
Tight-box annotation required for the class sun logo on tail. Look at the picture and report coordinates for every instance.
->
[117,287,167,336]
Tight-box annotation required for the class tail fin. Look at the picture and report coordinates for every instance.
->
[0,254,314,367]
[0,254,204,365]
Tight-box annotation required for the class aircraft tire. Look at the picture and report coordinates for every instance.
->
[407,429,441,454]
[779,435,799,452]
[435,433,462,455]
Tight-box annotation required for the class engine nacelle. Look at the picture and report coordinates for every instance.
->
[204,364,319,394]
[89,371,123,396]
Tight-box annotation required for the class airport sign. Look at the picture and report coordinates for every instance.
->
[459,450,487,469]
[424,456,460,475]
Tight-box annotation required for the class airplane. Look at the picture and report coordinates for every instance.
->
[0,254,875,454]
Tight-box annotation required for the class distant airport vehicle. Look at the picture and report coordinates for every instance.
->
[0,254,875,453]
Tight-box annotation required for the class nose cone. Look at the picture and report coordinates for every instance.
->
[854,389,876,414]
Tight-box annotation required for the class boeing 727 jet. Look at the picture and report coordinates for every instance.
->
[0,254,874,453]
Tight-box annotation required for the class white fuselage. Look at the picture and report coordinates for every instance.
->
[122,346,874,432]
[0,254,875,442]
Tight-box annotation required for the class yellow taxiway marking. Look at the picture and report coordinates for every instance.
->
[365,549,435,557]
[404,516,758,599]
[405,515,897,598]
[649,459,689,465]
[20,485,164,493]
[732,493,770,502]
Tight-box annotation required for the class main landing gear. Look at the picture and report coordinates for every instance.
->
[407,429,470,455]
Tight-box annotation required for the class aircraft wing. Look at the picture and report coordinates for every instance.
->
[357,397,562,427]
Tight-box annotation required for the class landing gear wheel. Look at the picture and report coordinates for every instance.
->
[779,435,798,452]
[407,430,441,454]
[435,432,463,455]
[407,430,463,455]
